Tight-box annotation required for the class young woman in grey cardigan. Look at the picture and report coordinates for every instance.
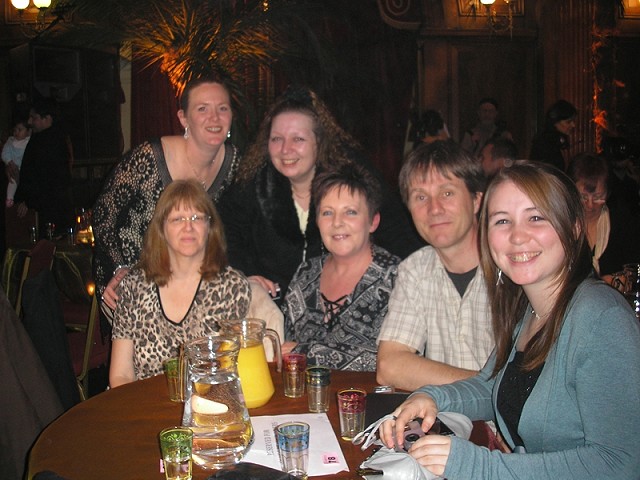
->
[380,162,640,479]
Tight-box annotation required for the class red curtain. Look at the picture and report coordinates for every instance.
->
[128,2,416,187]
[130,58,182,146]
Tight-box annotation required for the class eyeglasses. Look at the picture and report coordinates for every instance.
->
[580,193,607,204]
[166,214,211,226]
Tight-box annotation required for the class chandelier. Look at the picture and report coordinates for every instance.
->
[460,0,522,38]
[480,0,515,37]
[9,0,71,37]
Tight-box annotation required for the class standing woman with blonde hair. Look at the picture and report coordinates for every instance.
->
[94,75,242,324]
[380,162,640,479]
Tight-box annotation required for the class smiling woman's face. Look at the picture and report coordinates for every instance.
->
[268,111,318,186]
[316,186,379,260]
[487,180,565,295]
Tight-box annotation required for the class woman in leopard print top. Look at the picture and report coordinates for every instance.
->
[109,180,250,386]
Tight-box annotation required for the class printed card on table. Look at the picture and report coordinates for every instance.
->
[243,413,348,476]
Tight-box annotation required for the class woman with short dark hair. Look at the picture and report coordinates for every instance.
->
[282,162,400,371]
[218,86,422,302]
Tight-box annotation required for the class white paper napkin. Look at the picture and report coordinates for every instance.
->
[243,413,349,477]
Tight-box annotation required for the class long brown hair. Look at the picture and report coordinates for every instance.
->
[236,85,360,183]
[479,162,592,375]
[138,180,228,286]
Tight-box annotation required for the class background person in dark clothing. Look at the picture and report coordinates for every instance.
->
[14,98,74,238]
[529,99,577,172]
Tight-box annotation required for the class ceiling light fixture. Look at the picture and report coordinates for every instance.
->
[462,0,519,38]
[10,0,71,37]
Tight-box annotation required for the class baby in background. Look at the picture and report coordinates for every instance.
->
[2,118,31,208]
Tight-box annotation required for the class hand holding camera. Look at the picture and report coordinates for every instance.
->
[401,417,455,451]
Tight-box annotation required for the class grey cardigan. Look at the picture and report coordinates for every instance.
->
[418,278,640,479]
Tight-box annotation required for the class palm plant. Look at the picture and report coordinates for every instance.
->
[45,0,333,138]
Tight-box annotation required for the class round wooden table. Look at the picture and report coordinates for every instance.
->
[28,366,381,479]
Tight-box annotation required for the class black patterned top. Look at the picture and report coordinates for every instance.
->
[92,139,240,298]
[282,244,400,371]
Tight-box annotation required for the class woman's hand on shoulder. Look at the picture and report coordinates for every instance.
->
[379,392,439,450]
[102,267,131,310]
[248,275,281,299]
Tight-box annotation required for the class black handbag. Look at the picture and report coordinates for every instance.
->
[207,462,302,480]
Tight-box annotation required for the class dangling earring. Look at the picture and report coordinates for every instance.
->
[227,129,231,139]
[496,269,504,286]
[184,126,189,139]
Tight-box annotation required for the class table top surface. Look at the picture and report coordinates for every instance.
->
[28,366,382,480]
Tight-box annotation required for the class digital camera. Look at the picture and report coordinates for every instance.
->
[402,418,455,451]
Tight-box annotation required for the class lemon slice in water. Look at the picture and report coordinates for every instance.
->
[191,395,229,414]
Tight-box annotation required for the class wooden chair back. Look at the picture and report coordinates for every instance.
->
[15,239,56,317]
[66,293,111,400]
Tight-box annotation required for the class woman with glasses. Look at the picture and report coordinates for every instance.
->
[568,153,640,283]
[109,180,251,387]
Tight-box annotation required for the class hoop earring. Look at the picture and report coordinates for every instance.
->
[496,269,504,286]
[184,126,189,139]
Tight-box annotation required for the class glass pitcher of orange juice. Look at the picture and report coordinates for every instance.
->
[221,318,282,408]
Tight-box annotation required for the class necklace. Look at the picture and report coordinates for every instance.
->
[185,153,215,190]
[291,187,311,200]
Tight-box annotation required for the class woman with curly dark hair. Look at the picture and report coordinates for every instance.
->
[218,86,422,301]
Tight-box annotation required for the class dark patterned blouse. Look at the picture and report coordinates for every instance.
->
[92,139,240,299]
[282,244,400,371]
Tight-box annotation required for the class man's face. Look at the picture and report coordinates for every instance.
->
[29,110,52,133]
[479,143,503,176]
[406,166,482,253]
[478,102,498,125]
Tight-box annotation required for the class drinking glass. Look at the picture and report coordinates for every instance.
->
[337,388,367,440]
[275,421,310,479]
[623,263,640,319]
[283,353,306,398]
[159,426,193,480]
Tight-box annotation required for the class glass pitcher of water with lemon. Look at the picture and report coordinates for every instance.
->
[182,335,253,469]
[220,318,283,408]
